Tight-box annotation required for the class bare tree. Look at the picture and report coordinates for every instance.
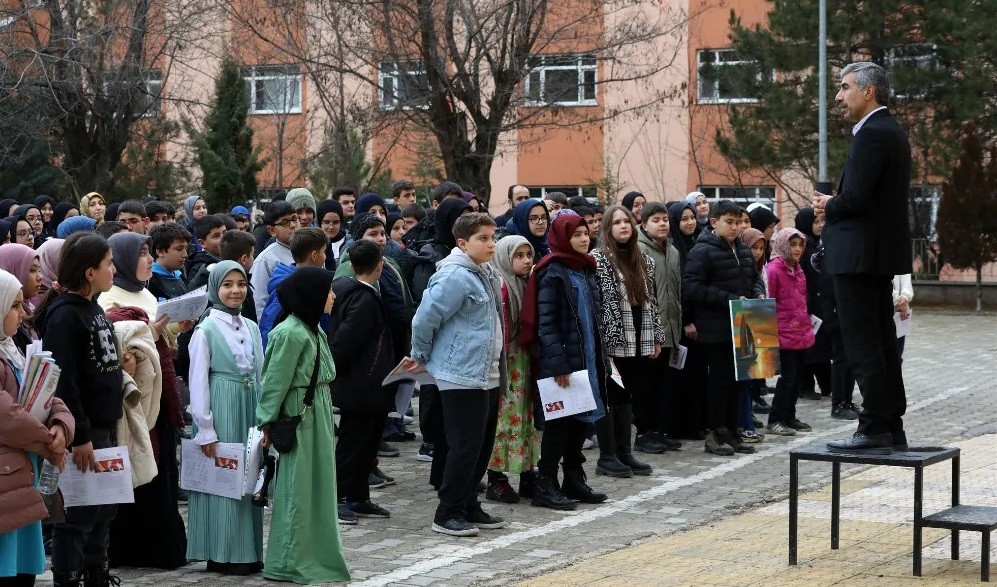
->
[223,0,688,206]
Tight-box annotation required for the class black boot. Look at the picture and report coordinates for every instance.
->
[595,411,633,478]
[83,562,121,586]
[518,469,536,499]
[530,472,577,511]
[561,468,608,504]
[53,571,83,587]
[614,405,652,476]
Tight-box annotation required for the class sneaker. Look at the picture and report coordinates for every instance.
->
[740,430,763,443]
[466,506,507,529]
[485,479,520,504]
[582,437,596,450]
[377,440,400,458]
[416,442,434,462]
[634,432,667,454]
[766,422,797,436]
[368,473,388,489]
[372,466,396,486]
[431,517,480,537]
[753,398,771,414]
[347,500,390,518]
[704,430,735,456]
[788,419,812,432]
[337,503,358,525]
[831,403,859,420]
[653,431,682,451]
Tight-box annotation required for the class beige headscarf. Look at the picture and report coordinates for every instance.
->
[490,235,533,340]
[0,269,25,374]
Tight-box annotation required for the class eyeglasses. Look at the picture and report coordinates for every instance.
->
[272,218,300,228]
[528,215,548,225]
[25,215,41,223]
[16,231,32,238]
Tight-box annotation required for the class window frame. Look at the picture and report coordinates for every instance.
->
[698,185,777,210]
[696,49,773,105]
[378,60,431,111]
[243,65,302,116]
[523,54,598,107]
[526,185,598,200]
[139,70,163,118]
[885,43,949,101]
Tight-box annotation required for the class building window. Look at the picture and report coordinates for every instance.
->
[908,184,940,240]
[139,70,162,117]
[524,54,597,107]
[526,185,598,200]
[699,186,776,210]
[697,49,772,104]
[243,65,302,115]
[379,61,430,110]
[886,44,949,101]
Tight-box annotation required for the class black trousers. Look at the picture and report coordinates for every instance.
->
[52,429,116,578]
[769,349,805,426]
[336,410,387,502]
[801,362,831,395]
[826,311,856,405]
[537,416,588,477]
[616,355,661,434]
[702,342,738,432]
[435,387,498,522]
[664,337,707,438]
[832,274,906,435]
[0,575,35,586]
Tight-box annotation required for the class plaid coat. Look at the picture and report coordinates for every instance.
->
[592,250,666,358]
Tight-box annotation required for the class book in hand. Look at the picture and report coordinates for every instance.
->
[17,347,61,422]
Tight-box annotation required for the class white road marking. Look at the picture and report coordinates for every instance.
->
[353,385,969,586]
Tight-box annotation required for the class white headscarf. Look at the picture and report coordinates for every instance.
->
[0,269,25,374]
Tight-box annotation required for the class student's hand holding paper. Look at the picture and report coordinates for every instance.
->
[151,314,170,337]
[72,442,104,473]
[401,357,422,373]
[554,374,570,388]
[47,424,66,454]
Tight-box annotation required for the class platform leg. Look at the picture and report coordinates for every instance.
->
[913,466,923,577]
[831,461,840,550]
[789,455,798,566]
[983,530,990,582]
[952,454,960,560]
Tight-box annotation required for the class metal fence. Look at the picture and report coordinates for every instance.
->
[911,238,940,280]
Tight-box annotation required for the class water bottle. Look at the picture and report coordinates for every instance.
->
[38,460,60,495]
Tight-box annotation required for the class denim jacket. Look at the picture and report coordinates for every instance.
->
[410,248,508,391]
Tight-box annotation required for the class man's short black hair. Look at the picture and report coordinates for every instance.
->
[96,221,127,239]
[332,187,356,201]
[431,181,463,204]
[117,199,147,218]
[640,201,669,223]
[145,200,174,219]
[544,191,569,206]
[567,195,590,209]
[219,229,256,261]
[401,203,426,221]
[219,214,237,230]
[710,199,742,220]
[574,205,594,217]
[290,227,329,263]
[150,223,192,255]
[194,214,227,240]
[391,180,415,199]
[348,239,383,275]
[263,201,296,226]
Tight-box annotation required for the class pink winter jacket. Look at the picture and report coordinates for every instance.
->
[766,256,815,351]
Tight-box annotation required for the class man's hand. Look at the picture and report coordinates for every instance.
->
[813,190,833,221]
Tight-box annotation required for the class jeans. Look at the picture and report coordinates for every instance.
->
[435,387,498,522]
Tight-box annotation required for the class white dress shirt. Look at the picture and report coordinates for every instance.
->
[852,105,887,135]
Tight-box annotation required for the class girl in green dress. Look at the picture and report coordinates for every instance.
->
[258,266,351,584]
[186,260,264,575]
[485,235,541,503]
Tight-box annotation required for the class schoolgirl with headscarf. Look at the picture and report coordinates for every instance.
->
[97,232,159,318]
[0,243,42,352]
[79,192,106,224]
[504,198,550,262]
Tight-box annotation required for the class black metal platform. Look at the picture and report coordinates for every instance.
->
[788,444,961,578]
[921,505,997,581]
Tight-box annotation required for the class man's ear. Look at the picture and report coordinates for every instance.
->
[267,225,277,237]
[710,217,718,229]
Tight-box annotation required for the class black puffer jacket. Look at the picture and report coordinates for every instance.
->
[682,231,765,344]
[327,277,396,415]
[535,262,609,405]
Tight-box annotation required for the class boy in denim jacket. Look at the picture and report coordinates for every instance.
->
[403,213,508,537]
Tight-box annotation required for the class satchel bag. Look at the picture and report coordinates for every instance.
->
[269,336,321,453]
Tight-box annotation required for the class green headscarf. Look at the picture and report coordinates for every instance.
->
[207,260,247,316]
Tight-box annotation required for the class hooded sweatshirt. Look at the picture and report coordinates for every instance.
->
[409,199,472,302]
[36,293,124,446]
[149,262,187,301]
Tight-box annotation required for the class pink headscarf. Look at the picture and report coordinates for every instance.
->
[770,227,806,261]
[0,243,38,303]
[31,238,64,308]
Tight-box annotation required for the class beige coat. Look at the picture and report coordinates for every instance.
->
[113,320,162,487]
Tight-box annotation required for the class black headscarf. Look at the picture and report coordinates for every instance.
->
[749,206,779,233]
[0,219,12,244]
[2,216,25,244]
[433,198,473,249]
[275,266,333,332]
[34,195,54,209]
[105,202,121,223]
[11,204,38,222]
[317,199,346,243]
[667,201,698,268]
[348,213,385,242]
[51,202,79,228]
[794,206,818,239]
[0,200,17,218]
[386,212,403,234]
[622,191,644,211]
[108,232,151,293]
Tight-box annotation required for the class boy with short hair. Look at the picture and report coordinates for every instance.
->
[251,201,299,317]
[96,220,127,239]
[329,239,396,520]
[117,199,149,234]
[184,214,227,281]
[331,187,356,223]
[149,223,192,301]
[405,212,507,537]
[391,179,417,211]
[259,227,329,346]
[683,200,766,457]
[230,205,251,231]
[145,200,174,231]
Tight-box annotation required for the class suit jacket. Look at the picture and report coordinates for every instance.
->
[823,109,913,276]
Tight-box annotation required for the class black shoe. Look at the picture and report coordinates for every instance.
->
[416,442,434,462]
[531,473,577,511]
[368,473,388,489]
[52,571,83,587]
[653,431,682,451]
[753,398,771,414]
[485,479,520,503]
[633,432,667,454]
[720,429,755,455]
[177,488,189,503]
[372,466,396,486]
[561,469,607,504]
[383,430,416,442]
[704,430,735,456]
[207,561,254,576]
[337,503,358,525]
[788,419,812,432]
[431,517,479,537]
[466,505,507,529]
[827,433,893,454]
[518,470,536,499]
[83,562,123,585]
[377,440,400,457]
[347,500,391,518]
[799,391,825,400]
[831,403,859,420]
[595,455,633,478]
[477,480,486,493]
[617,451,652,476]
[892,430,909,451]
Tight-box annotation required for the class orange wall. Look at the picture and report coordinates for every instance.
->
[517,114,604,187]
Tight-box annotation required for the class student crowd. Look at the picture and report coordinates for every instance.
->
[0,183,914,586]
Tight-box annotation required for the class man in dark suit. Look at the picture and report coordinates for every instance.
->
[813,62,913,453]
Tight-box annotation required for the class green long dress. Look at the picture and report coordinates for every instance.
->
[257,315,351,584]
